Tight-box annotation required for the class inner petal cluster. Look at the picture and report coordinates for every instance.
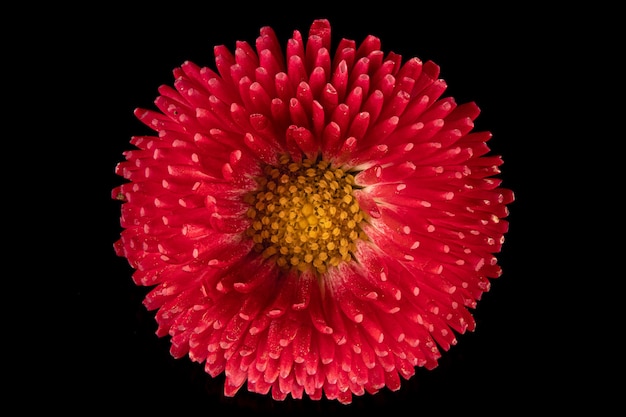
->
[245,154,367,274]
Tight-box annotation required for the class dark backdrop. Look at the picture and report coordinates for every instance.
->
[53,4,597,415]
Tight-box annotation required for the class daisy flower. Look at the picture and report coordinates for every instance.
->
[113,18,514,404]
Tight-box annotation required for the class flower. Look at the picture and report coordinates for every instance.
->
[112,18,514,405]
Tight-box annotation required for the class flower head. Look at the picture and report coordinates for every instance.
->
[113,19,514,404]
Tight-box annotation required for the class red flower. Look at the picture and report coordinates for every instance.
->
[113,18,514,404]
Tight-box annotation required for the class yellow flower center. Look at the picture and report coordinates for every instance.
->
[245,155,367,274]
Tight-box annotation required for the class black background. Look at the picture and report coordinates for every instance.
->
[29,3,610,415]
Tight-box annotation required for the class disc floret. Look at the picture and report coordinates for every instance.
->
[246,155,367,274]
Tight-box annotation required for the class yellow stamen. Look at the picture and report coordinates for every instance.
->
[245,156,367,275]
